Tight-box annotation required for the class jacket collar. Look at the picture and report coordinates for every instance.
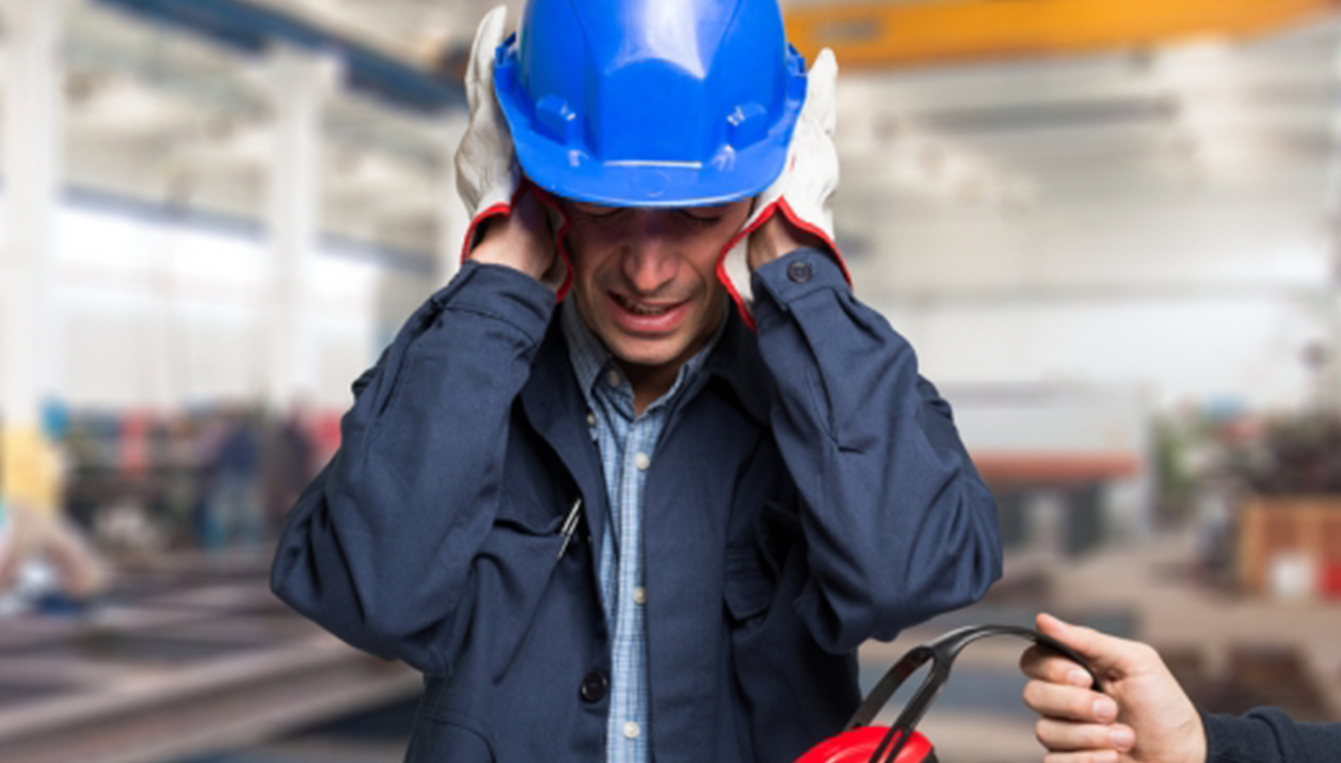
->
[699,306,773,427]
[518,317,611,556]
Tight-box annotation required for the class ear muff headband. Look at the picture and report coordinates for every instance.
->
[849,624,1104,763]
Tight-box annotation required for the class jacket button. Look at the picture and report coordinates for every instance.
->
[787,261,813,284]
[580,671,608,703]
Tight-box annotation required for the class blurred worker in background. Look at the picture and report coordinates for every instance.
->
[1019,612,1338,763]
[272,1,1003,761]
[200,403,264,551]
[263,400,315,537]
[0,415,110,615]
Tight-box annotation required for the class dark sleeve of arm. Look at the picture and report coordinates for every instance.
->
[751,249,1003,654]
[270,261,554,676]
[1204,707,1341,763]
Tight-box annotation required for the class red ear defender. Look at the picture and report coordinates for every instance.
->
[792,624,1104,763]
[793,727,936,763]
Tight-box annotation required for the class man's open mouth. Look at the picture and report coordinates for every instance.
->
[611,293,680,316]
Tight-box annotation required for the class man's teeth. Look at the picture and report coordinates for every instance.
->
[616,295,670,316]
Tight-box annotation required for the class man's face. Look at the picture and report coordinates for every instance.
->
[561,198,753,374]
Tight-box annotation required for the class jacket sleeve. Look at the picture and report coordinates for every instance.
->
[1205,708,1340,763]
[751,248,1003,653]
[270,261,555,676]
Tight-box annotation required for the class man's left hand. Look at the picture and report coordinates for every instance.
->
[719,48,845,321]
[747,214,829,271]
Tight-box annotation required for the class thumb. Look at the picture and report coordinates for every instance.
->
[1036,612,1145,679]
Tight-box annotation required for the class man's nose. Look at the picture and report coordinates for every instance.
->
[621,211,678,293]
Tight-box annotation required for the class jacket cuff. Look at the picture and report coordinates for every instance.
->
[1203,707,1296,763]
[442,260,556,344]
[751,248,850,314]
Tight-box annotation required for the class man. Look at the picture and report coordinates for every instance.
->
[270,2,1003,761]
[1019,613,1338,763]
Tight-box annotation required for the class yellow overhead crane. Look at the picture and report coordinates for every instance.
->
[785,0,1341,69]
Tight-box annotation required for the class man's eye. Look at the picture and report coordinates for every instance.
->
[574,203,622,218]
[680,211,722,227]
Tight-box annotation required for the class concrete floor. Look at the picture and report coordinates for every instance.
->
[168,530,1341,763]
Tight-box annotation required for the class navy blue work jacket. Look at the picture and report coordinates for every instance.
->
[1204,708,1339,763]
[271,249,1003,763]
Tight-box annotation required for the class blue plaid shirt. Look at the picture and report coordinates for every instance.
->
[561,298,725,763]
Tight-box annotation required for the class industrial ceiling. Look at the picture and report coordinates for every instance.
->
[5,0,1338,283]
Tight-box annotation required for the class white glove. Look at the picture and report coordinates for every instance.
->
[455,6,521,258]
[453,6,570,295]
[717,48,846,324]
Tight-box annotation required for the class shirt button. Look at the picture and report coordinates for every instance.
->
[623,721,641,739]
[579,671,608,703]
[634,453,650,471]
[633,587,646,605]
[787,261,813,284]
[606,369,621,387]
[586,412,597,427]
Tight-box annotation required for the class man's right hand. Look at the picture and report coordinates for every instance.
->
[454,6,564,289]
[1020,613,1207,763]
[468,188,557,282]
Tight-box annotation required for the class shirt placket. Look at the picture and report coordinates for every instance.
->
[594,370,656,763]
[611,414,653,762]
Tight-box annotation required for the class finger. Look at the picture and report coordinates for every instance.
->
[1043,751,1120,763]
[512,187,552,236]
[1022,680,1117,723]
[1036,718,1136,753]
[535,188,569,233]
[1021,646,1096,688]
[803,48,838,134]
[1036,612,1145,677]
[466,6,509,103]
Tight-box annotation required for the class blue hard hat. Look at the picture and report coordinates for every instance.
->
[494,0,807,208]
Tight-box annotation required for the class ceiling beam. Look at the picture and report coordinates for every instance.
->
[786,0,1341,70]
[93,0,463,113]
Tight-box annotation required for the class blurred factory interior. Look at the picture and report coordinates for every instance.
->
[5,0,1341,761]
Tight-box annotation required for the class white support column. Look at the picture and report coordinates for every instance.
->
[262,48,340,411]
[0,0,71,429]
[438,112,470,285]
[1324,41,1341,411]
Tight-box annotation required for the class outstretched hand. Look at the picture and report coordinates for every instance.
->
[1020,613,1206,763]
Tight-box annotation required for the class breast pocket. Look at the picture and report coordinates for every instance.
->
[405,710,496,763]
[472,491,580,680]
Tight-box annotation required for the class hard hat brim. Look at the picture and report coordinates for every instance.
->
[508,130,792,208]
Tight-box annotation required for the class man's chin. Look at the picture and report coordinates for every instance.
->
[606,335,686,370]
[610,349,682,371]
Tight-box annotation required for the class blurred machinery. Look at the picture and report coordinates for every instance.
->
[948,383,1150,557]
[0,551,417,763]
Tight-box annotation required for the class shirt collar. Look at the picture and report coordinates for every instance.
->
[561,295,729,414]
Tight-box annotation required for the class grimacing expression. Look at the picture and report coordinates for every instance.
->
[561,198,754,374]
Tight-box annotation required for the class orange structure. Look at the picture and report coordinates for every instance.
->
[786,0,1341,69]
